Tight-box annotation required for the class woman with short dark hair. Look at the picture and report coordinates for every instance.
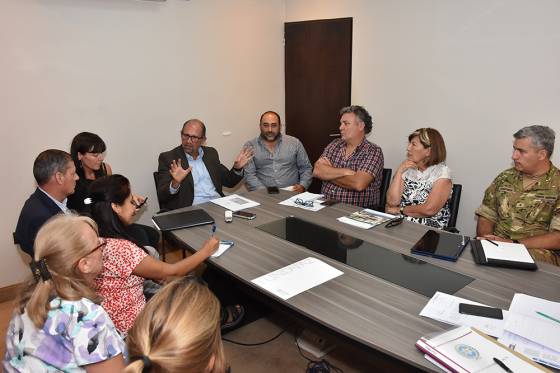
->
[385,128,453,229]
[68,132,158,248]
[68,132,112,213]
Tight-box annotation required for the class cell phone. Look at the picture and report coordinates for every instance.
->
[320,199,339,206]
[458,303,503,319]
[232,211,256,220]
[135,197,148,209]
[267,186,279,194]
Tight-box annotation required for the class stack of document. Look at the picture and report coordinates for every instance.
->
[420,292,560,369]
[498,294,560,369]
[337,209,394,229]
[416,326,548,373]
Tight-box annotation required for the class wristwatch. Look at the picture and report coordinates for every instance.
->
[512,239,520,244]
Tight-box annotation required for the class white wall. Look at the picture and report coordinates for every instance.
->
[0,0,285,287]
[286,0,560,234]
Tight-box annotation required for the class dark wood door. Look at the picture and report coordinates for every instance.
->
[284,18,352,192]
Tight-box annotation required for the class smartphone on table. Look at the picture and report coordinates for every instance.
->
[232,211,256,220]
[458,303,503,319]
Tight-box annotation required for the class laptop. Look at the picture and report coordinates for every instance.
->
[152,209,215,232]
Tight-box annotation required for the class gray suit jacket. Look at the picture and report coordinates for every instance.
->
[156,145,243,211]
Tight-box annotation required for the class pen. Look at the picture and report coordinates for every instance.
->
[486,239,499,247]
[211,224,216,236]
[493,357,513,373]
[536,311,560,325]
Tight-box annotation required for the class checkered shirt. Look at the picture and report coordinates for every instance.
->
[320,138,384,207]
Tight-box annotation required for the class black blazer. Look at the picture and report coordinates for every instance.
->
[15,188,65,256]
[156,145,243,211]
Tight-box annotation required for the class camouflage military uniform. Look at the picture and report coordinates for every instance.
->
[475,164,560,266]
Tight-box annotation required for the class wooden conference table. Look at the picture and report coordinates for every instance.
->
[165,189,560,372]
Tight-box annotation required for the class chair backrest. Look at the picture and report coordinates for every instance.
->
[447,184,462,229]
[378,168,392,211]
[153,171,163,211]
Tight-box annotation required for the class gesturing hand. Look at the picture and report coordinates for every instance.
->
[170,159,192,187]
[233,146,254,170]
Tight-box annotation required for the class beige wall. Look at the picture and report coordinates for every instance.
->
[286,0,560,234]
[0,0,285,287]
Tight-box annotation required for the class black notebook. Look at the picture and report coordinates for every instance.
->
[152,209,214,232]
[410,229,470,262]
[471,239,538,270]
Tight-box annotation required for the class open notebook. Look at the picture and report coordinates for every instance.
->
[471,239,537,270]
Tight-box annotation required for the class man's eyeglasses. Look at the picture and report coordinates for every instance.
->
[385,216,404,228]
[294,198,314,207]
[181,132,204,141]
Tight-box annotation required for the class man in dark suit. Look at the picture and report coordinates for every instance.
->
[157,119,254,211]
[15,149,79,256]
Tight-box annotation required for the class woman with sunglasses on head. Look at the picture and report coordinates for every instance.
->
[385,128,453,229]
[125,277,227,373]
[86,174,242,335]
[68,132,159,248]
[4,214,125,372]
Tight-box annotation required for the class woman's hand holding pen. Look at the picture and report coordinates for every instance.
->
[201,237,220,256]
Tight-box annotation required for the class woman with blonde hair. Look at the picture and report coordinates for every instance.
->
[126,277,226,373]
[386,128,453,229]
[3,214,125,372]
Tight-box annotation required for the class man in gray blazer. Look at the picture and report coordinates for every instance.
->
[156,119,253,211]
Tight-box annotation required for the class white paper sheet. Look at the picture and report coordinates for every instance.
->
[504,313,560,352]
[419,292,507,338]
[499,331,560,369]
[251,257,343,300]
[497,293,560,369]
[278,192,326,212]
[480,240,534,263]
[210,194,260,212]
[211,242,233,258]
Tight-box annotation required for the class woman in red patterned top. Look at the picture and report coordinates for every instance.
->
[88,175,219,334]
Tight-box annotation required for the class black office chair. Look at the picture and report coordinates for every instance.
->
[371,168,392,212]
[444,184,462,233]
[152,171,186,261]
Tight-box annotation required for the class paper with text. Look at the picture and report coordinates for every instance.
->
[210,194,260,212]
[419,291,508,338]
[251,257,343,300]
